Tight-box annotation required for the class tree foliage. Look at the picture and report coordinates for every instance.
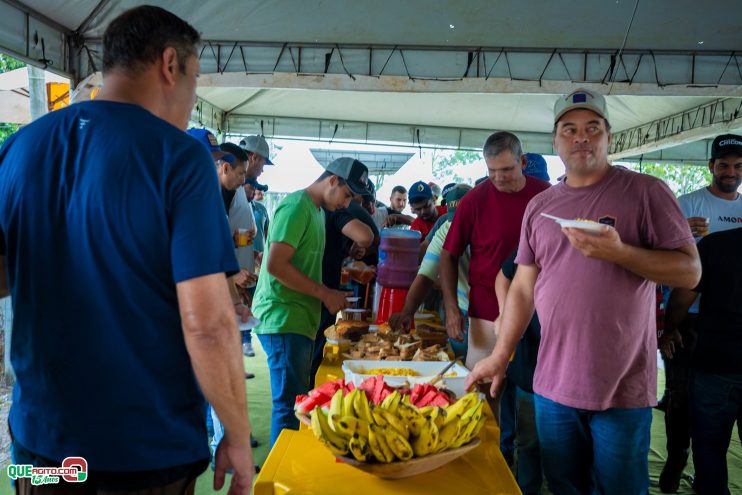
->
[431,149,481,185]
[0,54,25,145]
[623,162,711,197]
[0,54,25,73]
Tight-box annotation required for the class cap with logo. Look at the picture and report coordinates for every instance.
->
[553,88,609,125]
[325,157,371,196]
[186,128,235,163]
[244,177,268,191]
[711,133,742,159]
[440,182,458,205]
[409,181,434,204]
[239,135,274,165]
[445,186,471,221]
[524,153,550,182]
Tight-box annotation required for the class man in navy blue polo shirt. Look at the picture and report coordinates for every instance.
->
[0,6,253,494]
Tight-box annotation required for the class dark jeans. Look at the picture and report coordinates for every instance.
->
[516,387,543,495]
[310,306,337,389]
[500,376,517,463]
[690,371,742,495]
[535,394,651,495]
[258,332,314,448]
[662,314,697,457]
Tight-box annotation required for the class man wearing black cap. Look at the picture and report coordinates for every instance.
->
[244,178,270,257]
[252,157,370,447]
[658,133,742,492]
[309,178,378,387]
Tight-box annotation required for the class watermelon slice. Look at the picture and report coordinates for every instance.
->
[430,394,452,408]
[295,394,325,414]
[372,375,387,404]
[358,376,378,401]
[417,389,440,408]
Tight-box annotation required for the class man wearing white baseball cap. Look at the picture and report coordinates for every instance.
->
[467,88,701,494]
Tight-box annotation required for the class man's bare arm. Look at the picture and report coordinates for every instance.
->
[465,264,539,396]
[266,242,348,314]
[439,249,460,312]
[340,219,374,249]
[177,273,253,491]
[178,274,250,441]
[563,227,701,289]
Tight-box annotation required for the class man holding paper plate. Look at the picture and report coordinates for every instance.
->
[467,89,701,495]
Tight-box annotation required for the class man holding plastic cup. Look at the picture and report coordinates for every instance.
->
[657,133,742,491]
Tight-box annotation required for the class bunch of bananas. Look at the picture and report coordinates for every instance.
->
[309,388,486,463]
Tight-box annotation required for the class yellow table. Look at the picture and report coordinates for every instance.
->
[253,353,521,494]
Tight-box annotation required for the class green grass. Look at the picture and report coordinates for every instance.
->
[194,337,273,495]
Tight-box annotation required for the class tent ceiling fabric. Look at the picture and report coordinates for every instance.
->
[309,149,414,176]
[21,0,742,51]
[2,0,741,161]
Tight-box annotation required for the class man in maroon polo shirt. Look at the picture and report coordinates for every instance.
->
[440,131,549,383]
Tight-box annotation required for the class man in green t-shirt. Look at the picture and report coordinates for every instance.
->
[252,157,371,447]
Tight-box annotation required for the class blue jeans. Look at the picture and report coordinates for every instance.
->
[258,332,314,448]
[516,388,543,495]
[690,371,742,495]
[500,376,517,463]
[534,394,651,495]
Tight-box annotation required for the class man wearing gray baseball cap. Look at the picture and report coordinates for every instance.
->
[240,135,274,183]
[467,88,701,494]
[251,157,369,447]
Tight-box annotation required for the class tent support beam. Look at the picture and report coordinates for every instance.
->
[609,98,742,160]
[198,71,741,97]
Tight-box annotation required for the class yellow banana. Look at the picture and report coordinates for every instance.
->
[462,416,486,443]
[397,402,426,436]
[370,424,396,462]
[383,427,414,461]
[433,419,459,453]
[443,392,480,426]
[460,400,483,424]
[451,415,485,449]
[328,389,344,432]
[419,406,436,417]
[401,394,411,405]
[376,408,409,439]
[311,409,349,455]
[353,390,373,423]
[433,407,447,429]
[367,426,388,463]
[380,390,401,413]
[348,433,369,462]
[342,389,358,418]
[370,408,387,427]
[334,415,370,439]
[411,417,438,457]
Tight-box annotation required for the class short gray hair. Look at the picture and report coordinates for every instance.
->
[483,131,523,158]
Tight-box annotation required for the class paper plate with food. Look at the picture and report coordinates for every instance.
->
[540,213,607,232]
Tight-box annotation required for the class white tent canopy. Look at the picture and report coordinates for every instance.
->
[1,0,740,164]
